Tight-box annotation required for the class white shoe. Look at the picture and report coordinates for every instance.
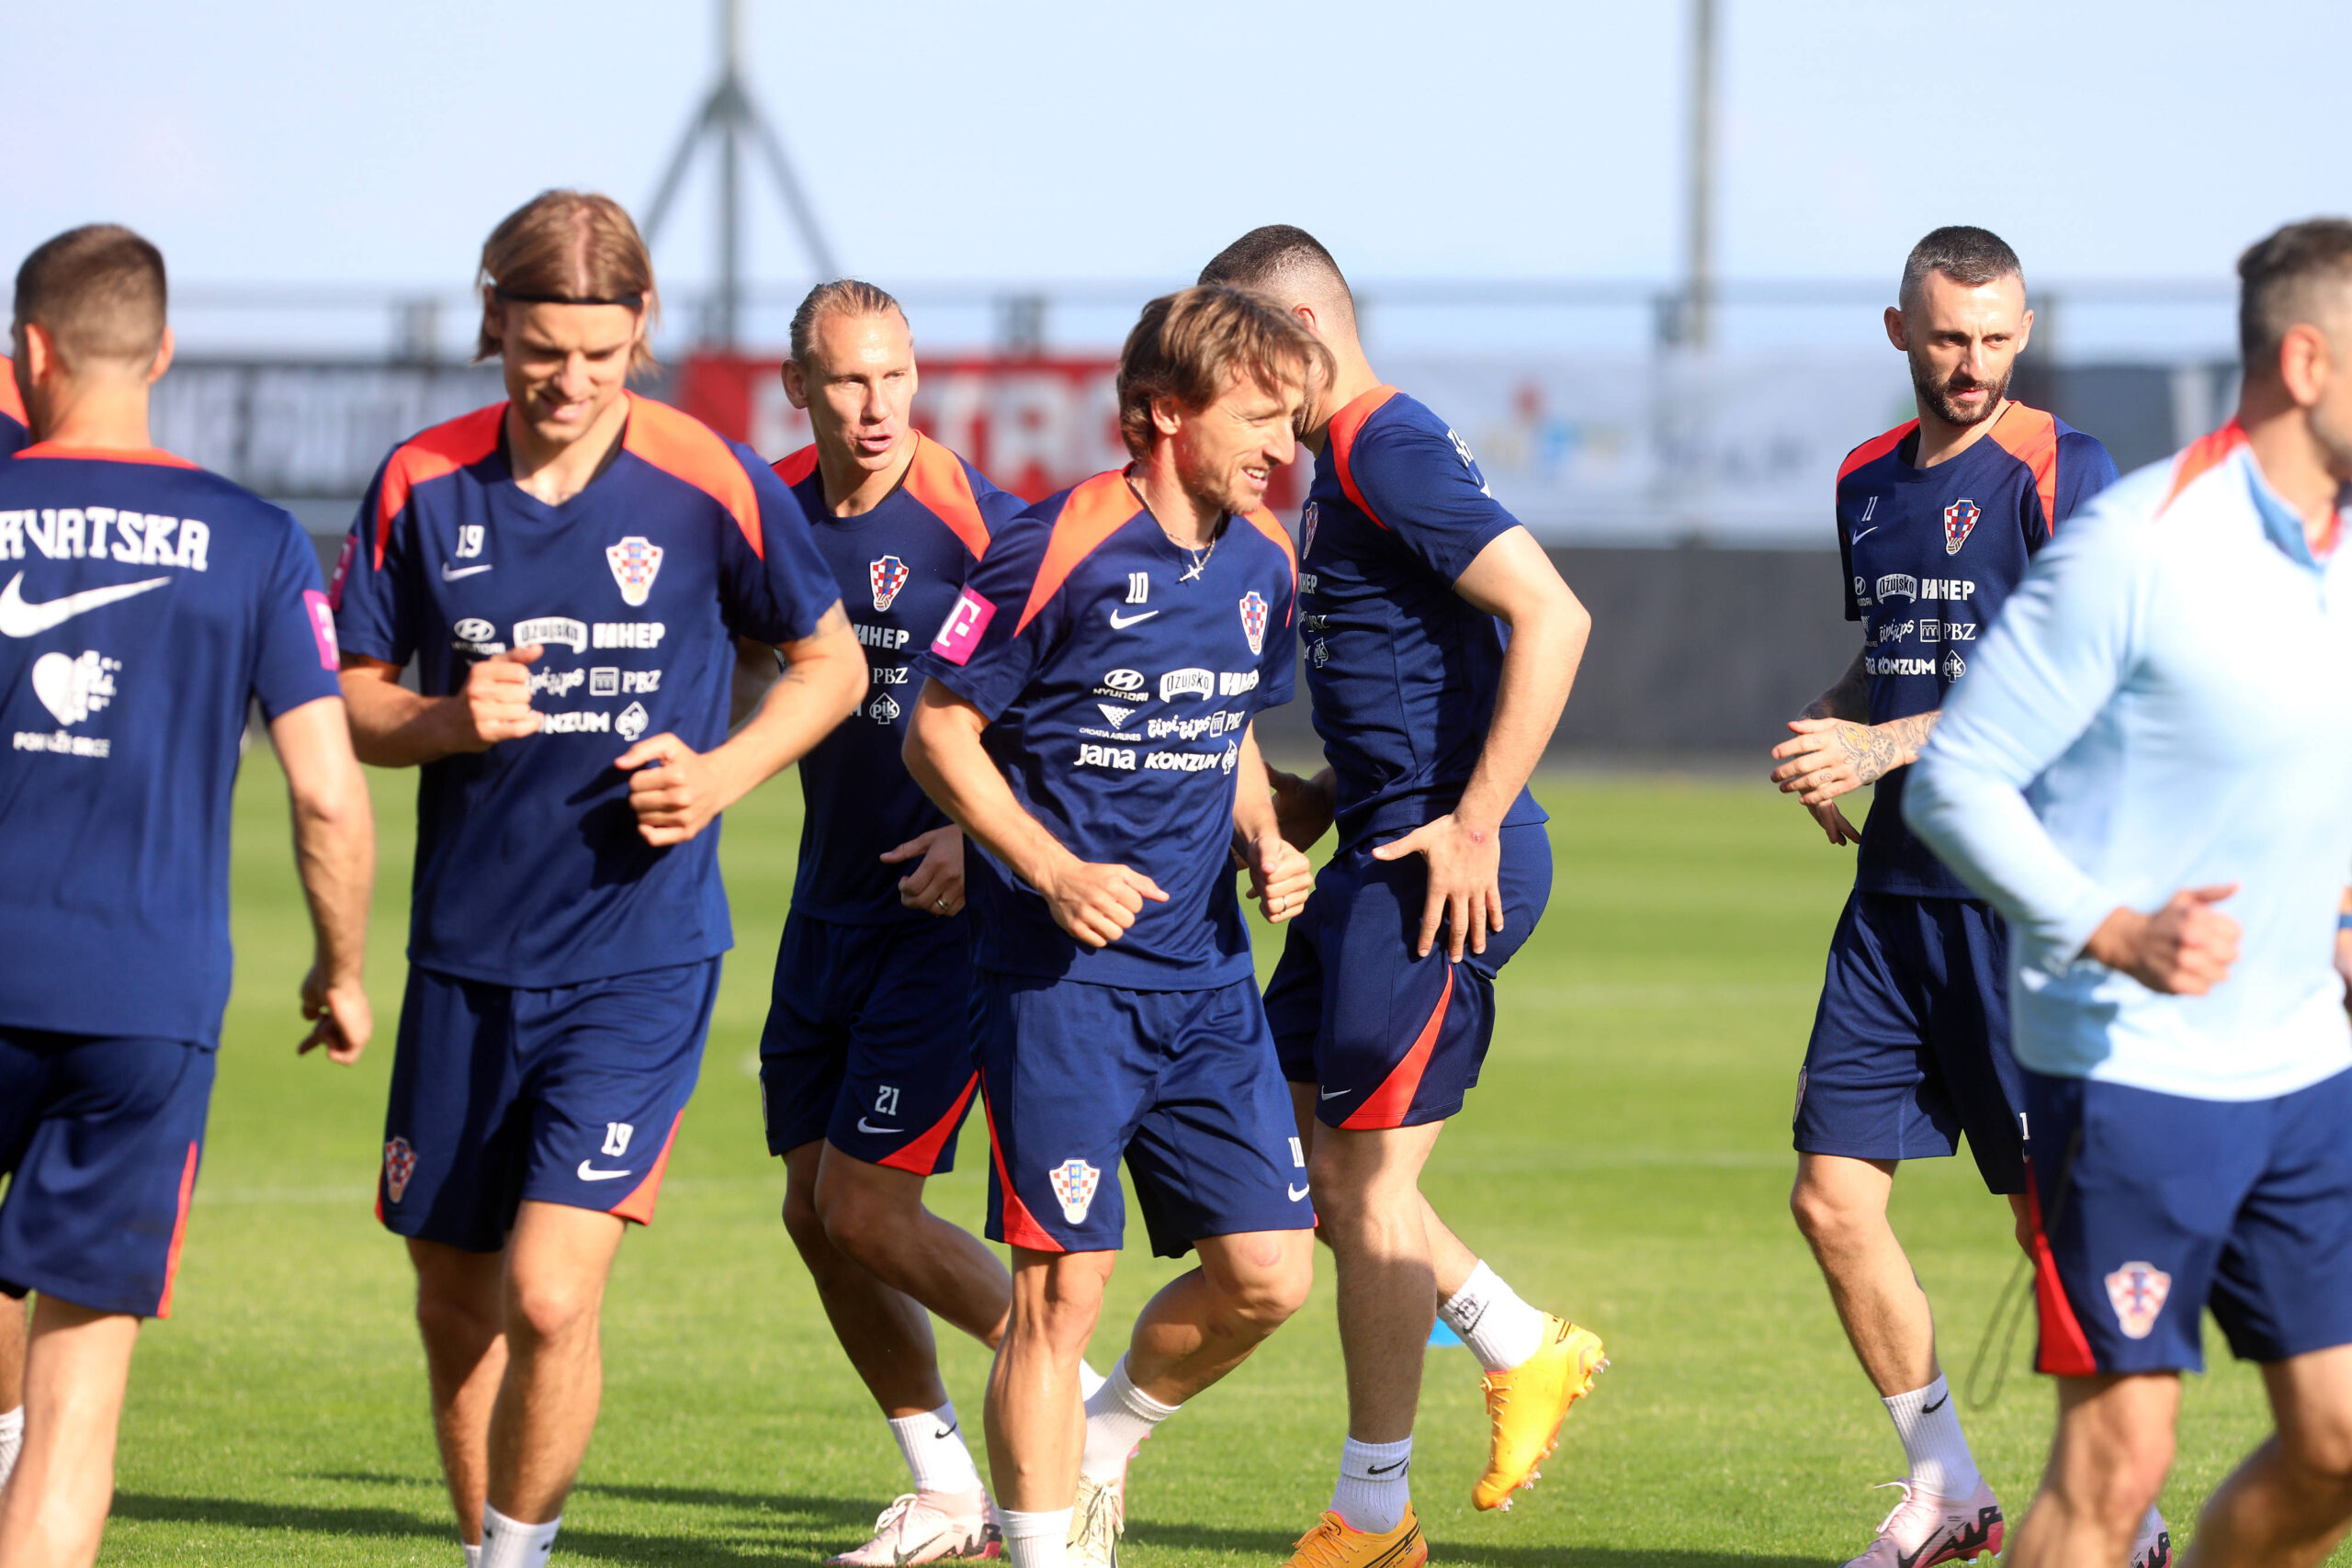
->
[826,1489,998,1565]
[2131,1506,2173,1568]
[1068,1469,1125,1568]
[1839,1478,2004,1567]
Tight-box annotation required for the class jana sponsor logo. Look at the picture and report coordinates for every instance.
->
[30,649,119,727]
[2105,1261,2171,1340]
[606,536,663,607]
[1238,590,1270,656]
[869,554,910,612]
[383,1136,416,1203]
[1049,1158,1102,1224]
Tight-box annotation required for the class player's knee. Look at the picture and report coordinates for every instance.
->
[780,1181,832,1259]
[504,1269,601,1348]
[413,1282,501,1355]
[2076,1423,2173,1526]
[1204,1237,1313,1329]
[813,1174,900,1259]
[1788,1174,1870,1247]
[2281,1410,2352,1490]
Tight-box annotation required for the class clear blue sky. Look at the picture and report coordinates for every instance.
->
[9,0,2346,350]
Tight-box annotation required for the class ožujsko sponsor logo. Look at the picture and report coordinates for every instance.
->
[1159,668,1213,703]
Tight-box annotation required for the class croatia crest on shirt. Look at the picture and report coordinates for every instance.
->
[2104,1260,2171,1340]
[870,553,910,611]
[1239,589,1269,656]
[605,535,664,606]
[1048,1158,1101,1223]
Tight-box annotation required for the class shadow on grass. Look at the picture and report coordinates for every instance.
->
[125,1483,1826,1566]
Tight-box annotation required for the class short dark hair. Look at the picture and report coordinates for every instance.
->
[2236,219,2352,376]
[1115,286,1332,460]
[13,223,168,367]
[1900,226,2023,306]
[1199,225,1354,314]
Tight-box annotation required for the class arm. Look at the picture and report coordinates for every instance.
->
[1903,522,2238,993]
[1266,763,1336,851]
[1771,650,1941,803]
[1232,724,1314,923]
[338,645,544,768]
[1373,526,1589,961]
[902,679,1167,948]
[271,695,375,1063]
[729,636,782,729]
[617,604,865,847]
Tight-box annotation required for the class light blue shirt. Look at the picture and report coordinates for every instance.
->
[1905,428,2352,1100]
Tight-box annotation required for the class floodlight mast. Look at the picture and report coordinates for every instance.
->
[1684,0,1716,352]
[643,0,841,348]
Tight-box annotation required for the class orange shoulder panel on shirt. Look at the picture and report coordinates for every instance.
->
[1327,385,1402,529]
[1016,470,1138,637]
[1238,506,1299,609]
[773,444,820,488]
[0,355,25,428]
[1986,403,2063,534]
[2157,420,2249,516]
[621,392,765,559]
[1837,420,1918,484]
[375,403,504,569]
[901,434,994,562]
[17,443,199,468]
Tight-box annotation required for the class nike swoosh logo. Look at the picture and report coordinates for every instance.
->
[0,571,171,637]
[1921,1393,1949,1414]
[576,1161,633,1181]
[1318,1088,1350,1100]
[1107,608,1159,628]
[934,1422,958,1439]
[1366,1459,1408,1475]
[1287,1184,1311,1201]
[856,1118,899,1134]
[1849,525,1881,543]
[442,562,494,581]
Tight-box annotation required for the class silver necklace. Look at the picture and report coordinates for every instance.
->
[1179,534,1216,582]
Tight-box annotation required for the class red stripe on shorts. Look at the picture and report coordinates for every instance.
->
[611,1111,684,1225]
[880,1073,978,1178]
[154,1141,200,1319]
[2027,1164,2098,1376]
[1342,964,1456,1131]
[981,1076,1064,1252]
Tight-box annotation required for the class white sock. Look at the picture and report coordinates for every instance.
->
[1439,1260,1549,1372]
[1078,1359,1106,1401]
[1080,1355,1178,1484]
[1329,1436,1413,1534]
[480,1504,560,1568]
[888,1401,983,1495]
[999,1506,1072,1568]
[0,1405,21,1492]
[1883,1376,1980,1498]
[463,1547,481,1568]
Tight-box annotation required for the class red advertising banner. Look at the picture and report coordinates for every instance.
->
[676,353,1305,510]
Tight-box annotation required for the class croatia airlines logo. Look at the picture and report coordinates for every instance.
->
[931,587,995,666]
[1239,590,1270,656]
[1942,499,1982,556]
[870,554,910,612]
[606,536,663,607]
[2105,1261,2171,1340]
[383,1137,416,1203]
[1048,1159,1102,1224]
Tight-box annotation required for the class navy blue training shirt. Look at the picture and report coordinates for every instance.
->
[332,393,842,987]
[1837,400,2117,897]
[776,434,1024,924]
[1300,386,1547,852]
[917,469,1297,989]
[0,443,343,1044]
[0,358,28,455]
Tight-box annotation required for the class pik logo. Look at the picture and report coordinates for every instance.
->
[605,536,663,607]
[2105,1261,2171,1340]
[1048,1158,1102,1224]
[869,554,910,612]
[1942,649,1967,681]
[30,649,119,726]
[867,691,902,725]
[616,701,650,742]
[383,1136,416,1203]
[1942,498,1982,556]
[1238,590,1270,656]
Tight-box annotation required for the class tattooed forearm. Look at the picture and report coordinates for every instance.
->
[1803,650,1870,723]
[1837,711,1940,784]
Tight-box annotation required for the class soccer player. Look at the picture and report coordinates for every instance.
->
[332,191,864,1568]
[760,279,1031,1562]
[902,285,1321,1568]
[0,347,29,1496]
[1764,228,2143,1568]
[1197,227,1598,1559]
[0,225,374,1565]
[1906,217,2352,1568]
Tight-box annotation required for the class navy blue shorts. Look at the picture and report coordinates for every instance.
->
[378,960,718,1253]
[1265,822,1552,1129]
[2025,1067,2352,1376]
[1793,891,2027,1194]
[758,910,978,1174]
[0,1030,214,1318]
[974,970,1311,1258]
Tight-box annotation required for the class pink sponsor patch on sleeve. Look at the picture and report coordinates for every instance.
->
[304,590,341,670]
[931,586,996,666]
[327,532,356,610]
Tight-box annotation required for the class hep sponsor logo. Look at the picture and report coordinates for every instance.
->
[931,588,995,666]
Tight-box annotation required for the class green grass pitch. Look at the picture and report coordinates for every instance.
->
[78,751,2310,1564]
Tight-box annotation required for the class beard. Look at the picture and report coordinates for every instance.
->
[1910,354,2011,429]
